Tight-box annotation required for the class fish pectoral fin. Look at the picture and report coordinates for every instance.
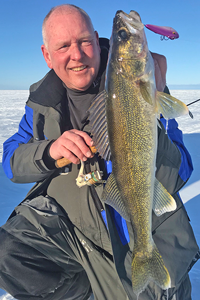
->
[156,91,192,119]
[153,178,177,216]
[102,173,130,221]
[139,80,153,105]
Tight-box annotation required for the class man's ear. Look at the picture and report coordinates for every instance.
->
[41,45,53,69]
[94,31,101,53]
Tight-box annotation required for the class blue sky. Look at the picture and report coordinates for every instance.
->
[0,0,199,89]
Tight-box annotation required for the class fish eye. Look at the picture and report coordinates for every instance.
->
[118,29,128,40]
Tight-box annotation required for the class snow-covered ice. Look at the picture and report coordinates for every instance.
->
[0,295,15,300]
[0,90,200,299]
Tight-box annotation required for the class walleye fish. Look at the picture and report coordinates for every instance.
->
[88,10,191,296]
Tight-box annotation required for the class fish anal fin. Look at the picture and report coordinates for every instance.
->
[156,91,191,119]
[102,173,130,221]
[153,178,177,216]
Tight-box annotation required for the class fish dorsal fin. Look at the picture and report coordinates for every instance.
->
[139,80,153,105]
[153,178,177,216]
[88,90,111,161]
[156,91,191,119]
[102,173,130,221]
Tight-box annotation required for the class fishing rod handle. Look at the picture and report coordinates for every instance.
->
[55,145,97,168]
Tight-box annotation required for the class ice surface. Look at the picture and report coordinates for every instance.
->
[0,295,15,300]
[0,90,200,299]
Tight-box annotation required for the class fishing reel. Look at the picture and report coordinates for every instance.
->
[76,161,106,188]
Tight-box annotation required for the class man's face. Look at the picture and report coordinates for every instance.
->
[42,11,101,91]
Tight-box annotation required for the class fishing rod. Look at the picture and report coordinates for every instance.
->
[187,99,200,107]
[186,99,200,119]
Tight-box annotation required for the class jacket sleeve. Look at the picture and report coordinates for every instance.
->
[2,105,55,183]
[156,118,193,195]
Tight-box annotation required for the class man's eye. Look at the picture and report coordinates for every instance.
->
[58,44,70,50]
[81,40,92,46]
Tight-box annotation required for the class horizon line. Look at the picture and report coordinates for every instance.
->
[1,84,200,91]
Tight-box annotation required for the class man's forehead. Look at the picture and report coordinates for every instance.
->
[44,6,95,48]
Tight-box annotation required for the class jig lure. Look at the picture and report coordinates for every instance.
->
[145,24,179,40]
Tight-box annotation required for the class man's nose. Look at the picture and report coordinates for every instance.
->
[70,43,83,60]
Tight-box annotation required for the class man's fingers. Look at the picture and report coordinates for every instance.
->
[63,131,94,158]
[151,52,167,92]
[49,130,94,163]
[70,129,94,147]
[61,140,89,162]
[55,145,97,168]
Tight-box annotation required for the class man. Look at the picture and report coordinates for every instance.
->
[1,4,199,300]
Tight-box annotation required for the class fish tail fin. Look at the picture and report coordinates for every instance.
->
[131,243,171,296]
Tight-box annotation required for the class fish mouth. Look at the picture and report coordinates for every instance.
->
[112,10,147,62]
[70,65,87,72]
[116,10,144,32]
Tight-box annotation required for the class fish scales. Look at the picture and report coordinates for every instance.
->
[107,81,156,240]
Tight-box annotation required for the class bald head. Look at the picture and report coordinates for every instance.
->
[42,4,94,48]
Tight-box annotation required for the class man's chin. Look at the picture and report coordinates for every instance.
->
[67,79,94,92]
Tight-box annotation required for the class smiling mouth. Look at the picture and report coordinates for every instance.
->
[71,66,87,72]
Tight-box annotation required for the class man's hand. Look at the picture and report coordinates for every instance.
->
[49,129,94,164]
[151,52,167,92]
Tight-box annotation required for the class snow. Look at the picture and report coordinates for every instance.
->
[0,295,15,300]
[0,90,200,299]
